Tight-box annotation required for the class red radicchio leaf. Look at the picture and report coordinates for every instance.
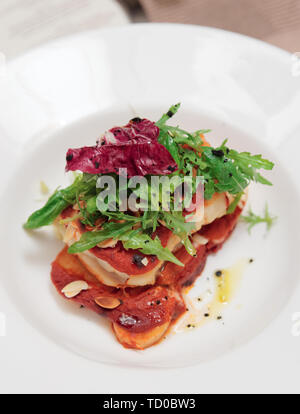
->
[66,118,178,177]
[101,118,160,144]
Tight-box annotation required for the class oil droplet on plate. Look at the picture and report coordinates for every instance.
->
[215,258,249,305]
[173,258,250,333]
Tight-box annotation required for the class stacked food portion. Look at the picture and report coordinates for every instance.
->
[24,104,274,349]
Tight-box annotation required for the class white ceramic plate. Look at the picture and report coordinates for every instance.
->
[0,24,300,394]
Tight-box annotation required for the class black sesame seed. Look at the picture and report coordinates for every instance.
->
[131,117,142,123]
[132,254,145,268]
[66,153,73,162]
[204,313,210,318]
[156,300,161,305]
[167,110,174,118]
[215,270,223,277]
[229,173,233,177]
[94,162,100,169]
[212,149,224,158]
[167,165,176,172]
[249,258,254,263]
[217,316,222,320]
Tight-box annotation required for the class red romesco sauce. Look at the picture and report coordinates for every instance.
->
[51,208,242,334]
[60,207,173,276]
[51,248,184,333]
[90,226,173,275]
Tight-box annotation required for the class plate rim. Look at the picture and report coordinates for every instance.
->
[8,22,292,66]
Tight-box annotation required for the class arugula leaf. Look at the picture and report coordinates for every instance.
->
[225,148,274,186]
[24,191,70,230]
[142,210,159,232]
[161,211,195,235]
[203,179,215,200]
[122,230,184,266]
[156,107,274,207]
[24,174,98,229]
[160,211,196,256]
[86,195,98,214]
[164,126,202,151]
[201,147,248,196]
[158,130,181,167]
[194,129,212,135]
[173,141,274,202]
[99,211,141,223]
[97,210,159,233]
[156,103,181,128]
[241,204,277,233]
[68,221,183,266]
[68,221,134,254]
[227,192,244,215]
[226,149,274,170]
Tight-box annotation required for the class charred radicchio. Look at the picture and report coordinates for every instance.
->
[66,118,178,177]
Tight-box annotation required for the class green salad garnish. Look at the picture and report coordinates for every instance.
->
[24,104,274,265]
[241,204,277,234]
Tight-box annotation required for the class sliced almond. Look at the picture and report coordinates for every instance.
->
[94,296,122,310]
[192,234,209,247]
[63,225,77,245]
[61,280,89,298]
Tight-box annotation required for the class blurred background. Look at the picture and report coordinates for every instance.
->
[0,0,299,58]
[124,0,300,52]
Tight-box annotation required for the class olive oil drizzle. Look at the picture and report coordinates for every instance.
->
[174,258,251,333]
